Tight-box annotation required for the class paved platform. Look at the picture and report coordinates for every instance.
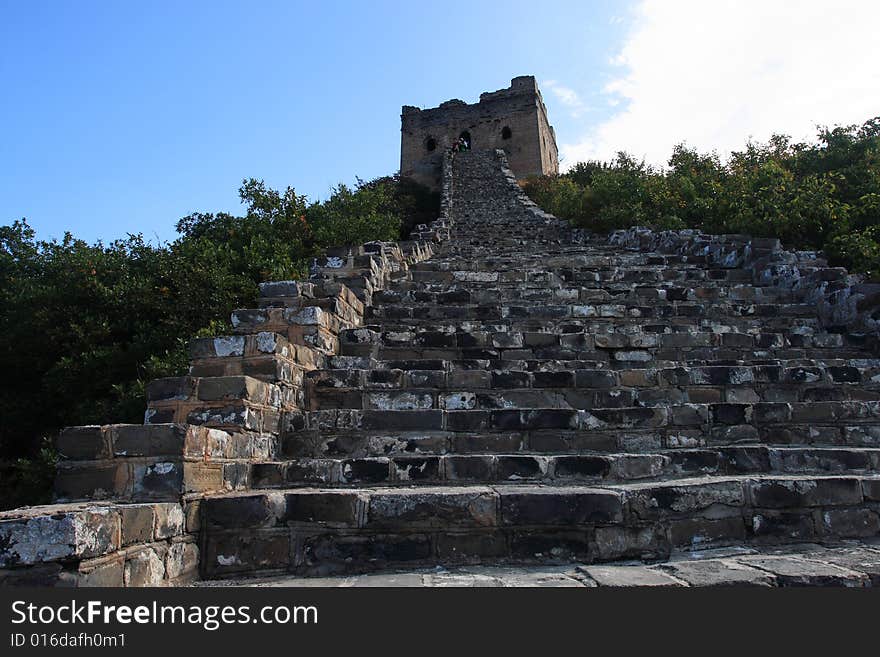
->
[198,540,880,587]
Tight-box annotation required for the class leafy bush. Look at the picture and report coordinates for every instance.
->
[0,174,437,509]
[524,117,880,270]
[827,226,880,279]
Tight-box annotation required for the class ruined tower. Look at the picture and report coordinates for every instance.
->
[400,75,559,189]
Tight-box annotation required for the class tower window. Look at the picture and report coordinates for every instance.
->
[425,137,437,152]
[501,126,512,140]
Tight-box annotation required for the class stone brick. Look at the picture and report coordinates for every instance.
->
[748,477,863,508]
[165,542,200,580]
[581,565,684,587]
[499,487,623,525]
[124,547,166,586]
[626,479,744,520]
[121,505,155,545]
[0,508,121,567]
[56,426,109,460]
[368,488,497,528]
[79,557,125,587]
[206,530,290,575]
[203,494,280,529]
[660,559,775,587]
[285,491,367,526]
[735,555,867,587]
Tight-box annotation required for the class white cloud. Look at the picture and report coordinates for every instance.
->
[543,79,588,118]
[560,0,880,169]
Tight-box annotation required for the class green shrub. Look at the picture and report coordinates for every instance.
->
[828,226,880,279]
[523,117,880,272]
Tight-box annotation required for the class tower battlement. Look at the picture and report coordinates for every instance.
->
[400,76,559,189]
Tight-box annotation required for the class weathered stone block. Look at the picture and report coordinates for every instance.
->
[154,503,185,540]
[660,559,775,587]
[121,505,155,545]
[298,532,431,571]
[124,547,166,586]
[202,494,280,529]
[206,530,290,575]
[56,426,109,460]
[591,524,671,561]
[626,479,744,520]
[165,542,200,580]
[361,410,443,431]
[509,530,591,560]
[285,491,367,526]
[0,508,120,567]
[368,488,497,528]
[499,487,623,525]
[822,508,880,538]
[748,477,863,508]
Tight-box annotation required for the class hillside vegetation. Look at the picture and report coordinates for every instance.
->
[524,117,880,276]
[0,176,438,509]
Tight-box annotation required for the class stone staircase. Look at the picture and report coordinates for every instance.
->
[196,150,880,578]
[5,148,880,585]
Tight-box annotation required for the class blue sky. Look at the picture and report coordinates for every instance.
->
[3,1,878,245]
[0,0,629,243]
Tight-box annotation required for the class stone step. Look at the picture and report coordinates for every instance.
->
[198,474,880,577]
[363,317,831,336]
[365,302,820,322]
[324,356,880,380]
[290,402,880,459]
[52,423,261,502]
[406,268,764,286]
[199,542,880,587]
[310,383,880,412]
[341,327,864,351]
[409,260,725,271]
[186,332,324,384]
[289,423,880,458]
[303,402,880,431]
[145,375,294,433]
[374,285,792,306]
[326,355,880,375]
[361,350,870,367]
[342,329,869,358]
[364,348,874,366]
[408,255,716,270]
[248,446,880,489]
[359,314,833,329]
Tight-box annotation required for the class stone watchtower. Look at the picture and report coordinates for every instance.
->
[400,75,559,189]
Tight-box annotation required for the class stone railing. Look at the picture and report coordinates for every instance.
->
[411,149,455,241]
[492,149,587,243]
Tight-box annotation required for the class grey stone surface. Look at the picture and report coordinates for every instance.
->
[734,554,868,587]
[659,559,776,587]
[580,565,685,587]
[198,542,880,587]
